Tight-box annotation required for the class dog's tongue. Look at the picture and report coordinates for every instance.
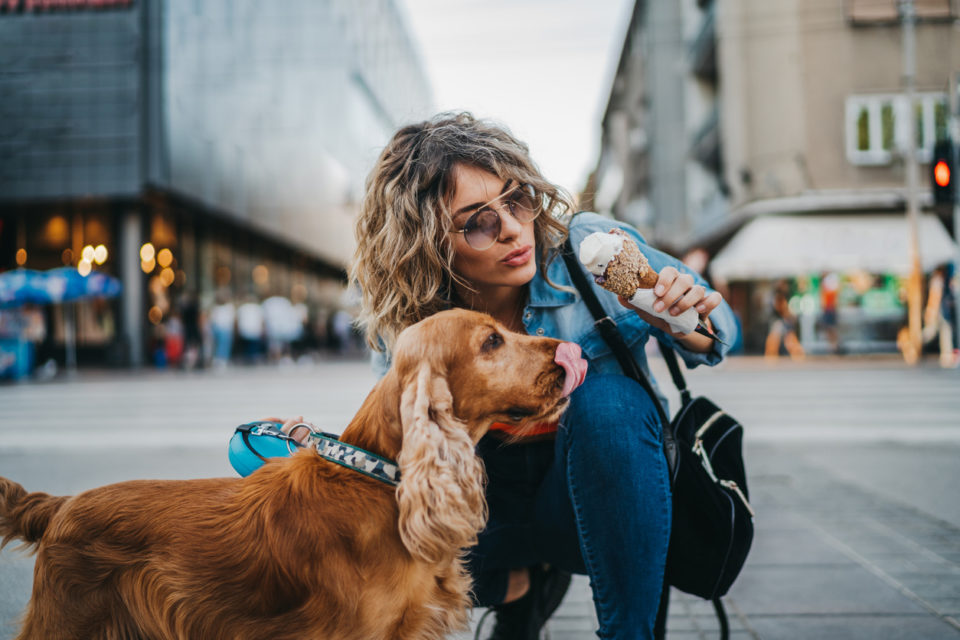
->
[555,342,588,397]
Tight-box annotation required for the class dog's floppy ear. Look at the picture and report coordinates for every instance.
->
[397,363,487,563]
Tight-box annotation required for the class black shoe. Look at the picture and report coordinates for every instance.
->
[482,564,572,640]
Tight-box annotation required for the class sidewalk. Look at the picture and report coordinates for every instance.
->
[2,357,957,639]
[460,440,960,640]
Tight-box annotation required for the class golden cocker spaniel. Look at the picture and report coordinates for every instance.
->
[0,309,588,640]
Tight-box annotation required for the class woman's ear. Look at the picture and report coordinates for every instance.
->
[397,363,488,564]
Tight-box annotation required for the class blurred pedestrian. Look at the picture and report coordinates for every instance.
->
[819,272,840,354]
[262,295,295,363]
[922,265,958,368]
[209,291,236,370]
[310,307,330,355]
[765,280,805,360]
[328,308,354,356]
[290,297,309,360]
[236,296,265,364]
[151,321,167,368]
[0,305,44,379]
[946,264,958,362]
[164,313,184,368]
[180,292,202,370]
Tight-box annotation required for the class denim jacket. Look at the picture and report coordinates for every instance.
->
[372,212,740,414]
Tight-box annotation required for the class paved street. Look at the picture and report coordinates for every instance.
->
[1,355,959,639]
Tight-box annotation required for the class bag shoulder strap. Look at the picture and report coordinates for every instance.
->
[560,239,671,426]
[561,236,693,395]
[560,238,679,473]
[657,340,692,406]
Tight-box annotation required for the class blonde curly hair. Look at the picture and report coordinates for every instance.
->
[351,112,574,351]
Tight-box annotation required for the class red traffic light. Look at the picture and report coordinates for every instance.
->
[934,160,951,188]
[932,140,955,204]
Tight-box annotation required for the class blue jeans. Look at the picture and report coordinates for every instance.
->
[468,374,672,639]
[212,326,233,362]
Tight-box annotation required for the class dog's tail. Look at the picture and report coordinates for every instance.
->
[0,476,67,551]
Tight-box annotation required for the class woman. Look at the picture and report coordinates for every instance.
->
[277,112,737,639]
[346,112,738,640]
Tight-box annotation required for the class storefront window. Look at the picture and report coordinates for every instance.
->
[5,206,119,356]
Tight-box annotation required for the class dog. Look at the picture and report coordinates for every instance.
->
[0,309,588,640]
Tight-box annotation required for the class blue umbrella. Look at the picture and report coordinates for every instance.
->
[0,267,121,309]
[0,267,122,374]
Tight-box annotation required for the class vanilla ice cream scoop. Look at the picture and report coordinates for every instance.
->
[578,232,625,277]
[578,230,659,294]
[578,229,700,335]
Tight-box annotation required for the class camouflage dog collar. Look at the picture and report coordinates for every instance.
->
[309,432,400,487]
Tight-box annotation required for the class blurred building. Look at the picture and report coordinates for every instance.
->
[0,0,431,368]
[591,0,960,353]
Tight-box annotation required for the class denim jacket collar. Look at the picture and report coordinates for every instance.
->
[528,248,577,308]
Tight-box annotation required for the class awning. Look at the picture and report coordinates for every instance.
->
[709,214,959,281]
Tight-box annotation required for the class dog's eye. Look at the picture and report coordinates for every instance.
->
[482,332,504,352]
[506,407,535,422]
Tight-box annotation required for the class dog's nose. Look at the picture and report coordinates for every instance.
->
[554,342,588,397]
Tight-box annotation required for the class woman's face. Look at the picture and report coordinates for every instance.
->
[447,164,538,292]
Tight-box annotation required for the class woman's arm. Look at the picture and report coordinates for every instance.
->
[618,265,723,354]
[589,215,739,363]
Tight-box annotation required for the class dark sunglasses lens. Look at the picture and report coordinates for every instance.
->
[464,209,500,249]
[511,184,539,222]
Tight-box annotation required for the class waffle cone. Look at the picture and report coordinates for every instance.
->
[599,230,659,297]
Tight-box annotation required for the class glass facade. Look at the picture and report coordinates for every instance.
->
[0,0,431,374]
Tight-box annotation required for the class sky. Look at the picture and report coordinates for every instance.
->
[400,0,633,196]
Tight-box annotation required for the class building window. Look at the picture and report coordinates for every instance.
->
[845,93,948,165]
[845,0,954,24]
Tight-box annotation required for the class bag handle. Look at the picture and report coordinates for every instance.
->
[560,238,679,472]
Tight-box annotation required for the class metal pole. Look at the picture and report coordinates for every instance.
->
[121,210,145,367]
[64,302,77,376]
[952,73,960,356]
[900,0,924,363]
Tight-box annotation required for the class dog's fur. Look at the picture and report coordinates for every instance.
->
[0,309,572,640]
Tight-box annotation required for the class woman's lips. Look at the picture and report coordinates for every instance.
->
[501,246,533,267]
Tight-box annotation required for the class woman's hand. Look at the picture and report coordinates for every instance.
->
[617,266,724,352]
[264,415,317,444]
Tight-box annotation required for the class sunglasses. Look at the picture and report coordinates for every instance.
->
[451,183,541,250]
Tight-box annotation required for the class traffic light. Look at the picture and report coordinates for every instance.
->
[931,140,955,204]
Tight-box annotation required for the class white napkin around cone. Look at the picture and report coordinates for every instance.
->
[627,288,699,335]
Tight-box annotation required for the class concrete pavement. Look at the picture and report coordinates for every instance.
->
[1,355,959,639]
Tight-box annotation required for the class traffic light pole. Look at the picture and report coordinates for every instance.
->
[900,0,924,363]
[952,73,960,353]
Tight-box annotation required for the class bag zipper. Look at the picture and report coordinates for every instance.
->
[692,436,756,518]
[720,480,756,518]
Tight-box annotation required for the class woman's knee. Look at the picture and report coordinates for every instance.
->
[560,374,662,449]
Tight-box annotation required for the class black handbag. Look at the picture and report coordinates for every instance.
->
[561,240,754,639]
